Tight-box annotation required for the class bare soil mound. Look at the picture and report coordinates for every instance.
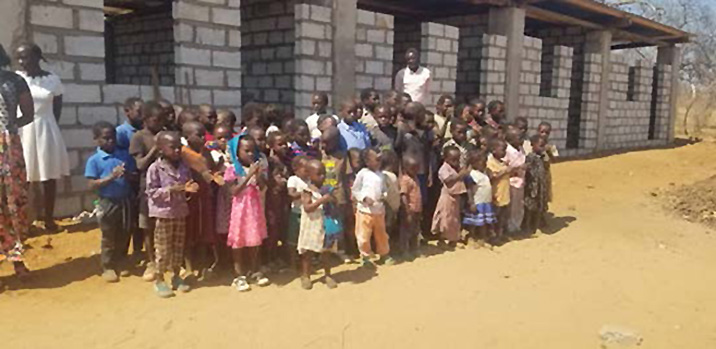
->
[662,175,716,228]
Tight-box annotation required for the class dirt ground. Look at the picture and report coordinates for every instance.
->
[2,140,716,349]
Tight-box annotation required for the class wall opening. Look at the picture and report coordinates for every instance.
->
[392,17,422,86]
[566,44,585,149]
[626,66,637,101]
[104,2,175,86]
[648,66,659,140]
[539,44,555,97]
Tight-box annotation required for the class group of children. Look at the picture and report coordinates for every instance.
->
[85,88,558,298]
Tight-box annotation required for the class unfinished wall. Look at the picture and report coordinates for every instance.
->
[107,9,175,85]
[355,9,394,93]
[419,22,459,110]
[0,0,27,51]
[478,34,508,104]
[392,17,421,80]
[577,53,604,153]
[604,55,654,149]
[651,64,672,141]
[439,15,488,102]
[294,3,333,118]
[240,0,295,108]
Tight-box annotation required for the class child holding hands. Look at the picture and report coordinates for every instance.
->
[432,146,470,248]
[399,155,422,260]
[462,150,496,247]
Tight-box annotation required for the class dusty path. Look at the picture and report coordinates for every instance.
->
[2,141,716,349]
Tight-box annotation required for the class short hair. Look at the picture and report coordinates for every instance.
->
[487,100,504,113]
[320,126,339,141]
[514,117,528,126]
[450,117,468,131]
[267,130,286,147]
[380,149,398,170]
[289,119,309,134]
[443,145,460,158]
[488,137,506,151]
[405,47,419,56]
[384,90,400,101]
[530,134,546,145]
[360,88,378,101]
[437,94,453,106]
[142,101,164,119]
[247,125,265,137]
[468,97,486,107]
[317,114,337,127]
[467,149,487,164]
[156,131,180,146]
[92,121,115,138]
[242,102,264,121]
[454,104,468,119]
[291,155,308,171]
[182,120,205,137]
[217,109,237,124]
[402,153,419,168]
[313,92,329,104]
[538,121,552,129]
[402,102,426,121]
[360,147,379,166]
[124,97,143,110]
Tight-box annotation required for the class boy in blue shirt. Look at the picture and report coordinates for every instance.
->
[116,97,143,151]
[337,99,371,151]
[85,121,138,283]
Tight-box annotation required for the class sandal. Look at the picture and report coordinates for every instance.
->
[232,276,250,292]
[250,272,270,287]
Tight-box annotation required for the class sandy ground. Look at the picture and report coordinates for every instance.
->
[3,140,716,349]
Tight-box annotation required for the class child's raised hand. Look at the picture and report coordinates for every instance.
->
[247,162,260,177]
[185,180,200,193]
[213,172,226,186]
[111,163,126,179]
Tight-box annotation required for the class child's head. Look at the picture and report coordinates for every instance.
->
[157,131,182,162]
[360,88,380,114]
[455,104,474,124]
[401,92,413,103]
[217,109,237,132]
[182,120,207,152]
[267,130,289,158]
[402,102,426,131]
[374,104,393,128]
[142,101,166,134]
[290,119,311,146]
[320,126,340,153]
[282,118,297,142]
[530,134,547,155]
[236,135,257,167]
[384,90,401,107]
[311,92,329,115]
[213,123,233,151]
[514,117,528,140]
[157,99,176,128]
[291,155,309,179]
[93,121,117,154]
[380,149,399,174]
[481,125,498,140]
[348,148,363,171]
[538,121,552,140]
[436,94,455,118]
[264,103,283,127]
[443,146,461,170]
[505,127,522,149]
[123,97,144,128]
[248,125,268,154]
[177,108,199,129]
[450,118,469,144]
[339,99,363,125]
[361,148,382,172]
[468,98,486,122]
[306,159,326,187]
[489,138,507,159]
[317,114,338,133]
[242,102,265,129]
[424,111,436,131]
[467,149,488,172]
[198,104,218,134]
[269,157,289,181]
[487,100,505,120]
[402,154,420,177]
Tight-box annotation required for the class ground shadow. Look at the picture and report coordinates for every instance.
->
[558,137,700,163]
[331,264,377,285]
[541,214,576,235]
[0,254,101,291]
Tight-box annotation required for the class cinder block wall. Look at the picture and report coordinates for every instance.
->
[392,17,421,80]
[355,9,394,94]
[419,22,459,110]
[604,56,654,149]
[438,15,488,102]
[478,34,508,103]
[294,3,333,117]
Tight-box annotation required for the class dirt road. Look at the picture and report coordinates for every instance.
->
[2,141,716,349]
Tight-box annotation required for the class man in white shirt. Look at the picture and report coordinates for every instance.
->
[305,92,338,139]
[394,48,432,106]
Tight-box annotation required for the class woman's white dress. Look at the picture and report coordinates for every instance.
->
[16,72,70,182]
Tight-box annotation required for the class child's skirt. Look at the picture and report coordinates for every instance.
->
[462,202,497,227]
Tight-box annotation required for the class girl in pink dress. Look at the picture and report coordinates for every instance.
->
[225,134,269,292]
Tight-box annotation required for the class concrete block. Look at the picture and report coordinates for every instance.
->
[375,77,392,91]
[311,5,332,23]
[227,70,242,88]
[437,38,452,52]
[375,13,394,29]
[213,51,241,69]
[103,85,141,104]
[357,10,375,25]
[367,30,386,44]
[214,89,239,106]
[365,60,384,75]
[316,77,332,92]
[356,44,373,58]
[375,46,392,61]
[297,75,315,91]
[62,128,95,149]
[190,89,213,104]
[299,22,326,40]
[195,69,225,86]
[174,1,210,22]
[64,84,101,103]
[275,76,291,89]
[33,32,58,55]
[212,8,241,27]
[356,75,373,89]
[298,39,316,56]
[423,22,444,37]
[196,27,226,46]
[63,0,104,8]
[176,23,194,42]
[297,59,324,75]
[79,63,105,81]
[229,30,242,47]
[65,36,104,58]
[31,5,73,29]
[78,106,117,126]
[176,47,211,66]
[445,25,459,39]
[79,9,104,32]
[318,42,332,58]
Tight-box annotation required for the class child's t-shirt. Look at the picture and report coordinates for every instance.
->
[487,154,510,207]
[145,159,192,219]
[399,174,422,214]
[352,168,386,214]
[469,170,492,205]
[322,151,350,206]
[287,175,308,213]
[382,170,400,212]
[84,148,136,200]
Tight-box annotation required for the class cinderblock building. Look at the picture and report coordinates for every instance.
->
[0,0,689,216]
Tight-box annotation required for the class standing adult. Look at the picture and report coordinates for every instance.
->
[394,48,432,107]
[0,44,34,277]
[15,43,70,232]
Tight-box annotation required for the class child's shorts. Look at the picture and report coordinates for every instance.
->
[462,202,497,227]
[285,211,301,247]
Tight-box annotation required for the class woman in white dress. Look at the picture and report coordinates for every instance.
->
[15,43,70,232]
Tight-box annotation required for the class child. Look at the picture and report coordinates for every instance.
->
[268,130,291,169]
[319,127,352,261]
[298,159,340,290]
[198,104,218,140]
[442,118,477,168]
[514,117,529,144]
[129,101,166,281]
[352,148,394,266]
[182,121,218,281]
[241,102,265,132]
[432,146,470,248]
[370,104,397,152]
[212,123,234,266]
[85,121,138,282]
[217,109,238,134]
[504,127,526,235]
[289,119,319,159]
[399,155,422,260]
[381,150,401,255]
[286,156,310,266]
[359,88,380,130]
[523,135,548,235]
[338,99,371,151]
[487,138,511,240]
[265,154,289,269]
[462,150,496,247]
[306,92,338,139]
[157,99,177,131]
[526,122,558,205]
[486,100,505,128]
[225,135,270,291]
[264,104,284,136]
[116,97,143,151]
[146,131,199,298]
[434,94,455,139]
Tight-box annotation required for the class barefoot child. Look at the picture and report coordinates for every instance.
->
[487,139,511,240]
[146,131,199,298]
[85,121,138,282]
[298,159,340,290]
[432,146,470,248]
[289,119,319,159]
[225,135,270,292]
[286,156,310,267]
[319,127,351,262]
[370,104,397,152]
[399,155,422,260]
[264,131,290,269]
[524,135,549,235]
[504,127,526,235]
[462,150,496,247]
[381,150,401,254]
[352,148,395,266]
[442,118,477,168]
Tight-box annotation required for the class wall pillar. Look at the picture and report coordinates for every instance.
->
[332,0,357,105]
[585,30,612,150]
[657,45,680,142]
[487,7,525,122]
